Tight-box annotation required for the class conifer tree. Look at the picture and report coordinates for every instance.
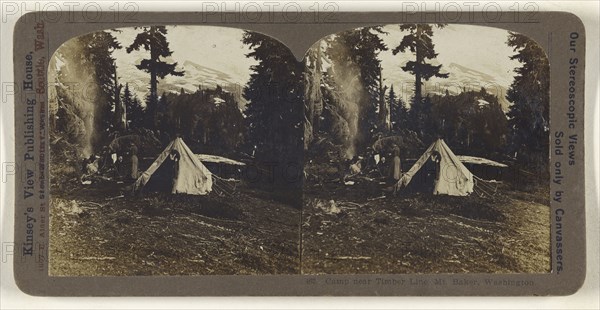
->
[122,83,133,115]
[242,31,304,163]
[156,93,169,132]
[378,65,390,132]
[393,24,449,105]
[388,85,407,131]
[121,83,136,130]
[505,32,549,171]
[303,44,324,149]
[393,24,448,139]
[126,26,184,128]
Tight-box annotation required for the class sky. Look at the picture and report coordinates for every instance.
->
[109,24,522,105]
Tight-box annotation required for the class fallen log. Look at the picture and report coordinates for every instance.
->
[367,195,386,201]
[105,195,124,201]
[329,256,372,260]
[339,201,367,208]
[80,201,104,208]
[72,256,116,261]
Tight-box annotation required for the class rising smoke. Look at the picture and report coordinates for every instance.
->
[326,41,367,159]
[49,36,103,157]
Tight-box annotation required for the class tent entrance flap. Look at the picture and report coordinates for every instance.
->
[144,156,177,193]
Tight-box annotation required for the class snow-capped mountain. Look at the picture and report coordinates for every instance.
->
[379,24,520,113]
[427,62,512,111]
[388,62,513,112]
[118,59,247,109]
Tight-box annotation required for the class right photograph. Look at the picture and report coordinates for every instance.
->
[301,24,550,274]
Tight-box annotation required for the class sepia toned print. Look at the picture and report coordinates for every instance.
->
[48,26,303,276]
[301,24,550,274]
[48,23,550,277]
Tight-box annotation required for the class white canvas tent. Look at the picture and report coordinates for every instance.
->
[134,137,213,195]
[395,139,474,196]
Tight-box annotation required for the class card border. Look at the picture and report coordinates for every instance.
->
[12,10,586,296]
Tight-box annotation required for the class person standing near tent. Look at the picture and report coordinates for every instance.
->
[391,146,402,182]
[129,142,139,180]
[377,155,387,178]
[429,150,442,192]
[168,149,181,191]
[364,147,378,174]
[114,155,125,179]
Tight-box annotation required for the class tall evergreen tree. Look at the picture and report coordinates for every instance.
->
[111,63,125,132]
[126,26,184,128]
[121,83,132,129]
[242,31,304,166]
[303,44,325,149]
[83,31,122,117]
[388,85,407,131]
[393,24,449,105]
[156,92,169,132]
[121,83,145,130]
[394,24,448,139]
[417,94,435,141]
[505,32,549,172]
[122,83,133,113]
[378,64,390,132]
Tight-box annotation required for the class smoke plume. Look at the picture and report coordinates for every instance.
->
[327,42,366,159]
[49,37,103,157]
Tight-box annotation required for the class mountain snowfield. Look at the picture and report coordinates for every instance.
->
[117,57,247,109]
[110,24,520,112]
[379,24,521,111]
[112,26,255,108]
[384,62,513,111]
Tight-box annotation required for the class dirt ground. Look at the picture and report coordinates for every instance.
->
[49,179,301,276]
[49,162,550,276]
[301,178,551,274]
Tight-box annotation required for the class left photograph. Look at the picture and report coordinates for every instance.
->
[48,26,304,276]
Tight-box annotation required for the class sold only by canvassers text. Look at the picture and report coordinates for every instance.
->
[551,31,581,274]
